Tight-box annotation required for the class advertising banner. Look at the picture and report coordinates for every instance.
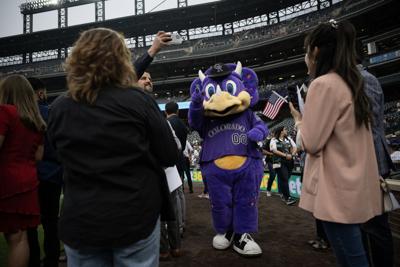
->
[191,170,302,198]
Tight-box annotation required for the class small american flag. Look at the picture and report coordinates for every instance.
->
[262,91,286,120]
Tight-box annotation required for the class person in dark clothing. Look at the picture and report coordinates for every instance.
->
[165,102,189,184]
[47,28,179,267]
[262,135,278,197]
[165,101,188,245]
[357,43,395,267]
[270,126,297,205]
[308,219,330,250]
[137,72,183,260]
[26,77,63,267]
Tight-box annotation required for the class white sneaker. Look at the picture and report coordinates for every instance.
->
[266,191,272,197]
[212,232,234,250]
[233,233,262,257]
[204,193,210,199]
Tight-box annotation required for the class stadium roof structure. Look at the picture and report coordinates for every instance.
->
[20,0,107,15]
[0,0,308,57]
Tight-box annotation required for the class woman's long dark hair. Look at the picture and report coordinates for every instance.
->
[274,126,285,139]
[305,20,371,129]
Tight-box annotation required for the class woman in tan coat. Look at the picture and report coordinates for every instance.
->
[290,20,382,267]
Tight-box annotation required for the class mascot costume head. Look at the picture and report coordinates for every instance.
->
[190,62,259,117]
[188,62,267,257]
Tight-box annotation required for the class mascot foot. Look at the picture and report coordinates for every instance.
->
[212,231,234,250]
[233,233,262,257]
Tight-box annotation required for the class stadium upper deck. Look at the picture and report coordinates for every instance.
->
[0,0,399,101]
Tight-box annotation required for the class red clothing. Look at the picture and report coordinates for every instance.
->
[0,104,43,232]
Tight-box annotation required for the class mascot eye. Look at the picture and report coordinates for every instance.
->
[225,80,237,95]
[205,84,216,99]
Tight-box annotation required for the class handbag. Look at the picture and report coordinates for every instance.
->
[380,177,400,212]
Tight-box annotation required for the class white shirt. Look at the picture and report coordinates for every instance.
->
[270,136,296,152]
[183,140,193,158]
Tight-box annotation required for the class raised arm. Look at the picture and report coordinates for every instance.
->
[134,31,171,78]
[188,79,205,133]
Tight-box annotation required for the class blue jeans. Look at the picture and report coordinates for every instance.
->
[64,219,160,267]
[322,221,369,267]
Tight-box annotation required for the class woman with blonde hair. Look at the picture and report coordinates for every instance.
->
[47,28,179,267]
[0,74,45,267]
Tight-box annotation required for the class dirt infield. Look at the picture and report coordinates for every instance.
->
[54,182,399,267]
[160,184,337,267]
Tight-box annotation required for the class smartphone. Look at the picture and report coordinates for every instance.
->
[287,84,299,110]
[169,33,183,45]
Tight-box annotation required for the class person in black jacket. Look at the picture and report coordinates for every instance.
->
[165,101,189,241]
[47,28,179,267]
[166,102,189,185]
[27,77,63,267]
[357,43,395,267]
[137,75,184,260]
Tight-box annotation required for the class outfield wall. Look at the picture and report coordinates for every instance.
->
[190,170,302,198]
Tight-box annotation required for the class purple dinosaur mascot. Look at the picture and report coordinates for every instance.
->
[188,62,268,257]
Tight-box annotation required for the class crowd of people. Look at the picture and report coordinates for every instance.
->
[0,18,398,267]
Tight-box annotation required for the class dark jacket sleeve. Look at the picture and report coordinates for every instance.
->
[134,52,154,79]
[46,96,63,153]
[167,116,188,152]
[362,70,394,175]
[144,95,179,167]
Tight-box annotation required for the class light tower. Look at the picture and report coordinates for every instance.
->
[20,0,107,33]
[19,0,107,62]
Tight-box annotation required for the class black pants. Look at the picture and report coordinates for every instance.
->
[27,227,41,267]
[28,180,62,267]
[275,161,293,200]
[160,190,181,253]
[176,153,185,189]
[183,156,193,192]
[316,219,329,242]
[202,175,208,194]
[361,213,393,267]
[266,162,278,192]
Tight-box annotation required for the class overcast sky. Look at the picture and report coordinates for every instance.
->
[0,0,218,38]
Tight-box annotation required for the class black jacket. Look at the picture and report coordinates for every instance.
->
[47,86,179,249]
[167,114,188,152]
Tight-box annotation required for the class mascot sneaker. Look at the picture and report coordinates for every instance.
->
[233,233,262,257]
[212,231,234,250]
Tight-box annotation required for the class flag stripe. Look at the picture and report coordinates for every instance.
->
[263,97,285,119]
